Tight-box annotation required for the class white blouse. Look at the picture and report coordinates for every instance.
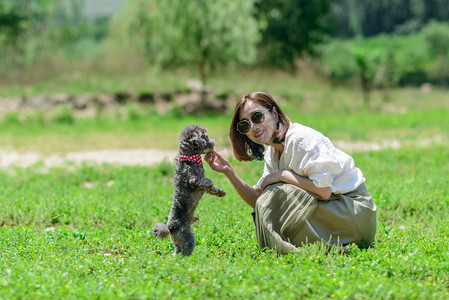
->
[255,123,365,194]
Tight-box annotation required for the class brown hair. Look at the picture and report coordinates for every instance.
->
[230,92,290,161]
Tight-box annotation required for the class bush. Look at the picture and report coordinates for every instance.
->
[420,21,449,86]
[421,21,449,58]
[50,106,75,125]
[318,40,359,81]
[2,112,21,124]
[318,33,439,87]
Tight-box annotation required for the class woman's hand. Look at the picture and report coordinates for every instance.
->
[206,150,259,208]
[205,151,232,174]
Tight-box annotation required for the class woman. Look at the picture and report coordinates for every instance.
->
[205,92,376,254]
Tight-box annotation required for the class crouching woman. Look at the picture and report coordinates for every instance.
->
[205,91,376,254]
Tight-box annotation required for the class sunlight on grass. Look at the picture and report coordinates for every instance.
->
[0,145,448,298]
[1,70,449,297]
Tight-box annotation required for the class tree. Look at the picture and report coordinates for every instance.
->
[0,5,25,39]
[353,49,381,109]
[329,0,449,38]
[254,0,333,70]
[0,1,48,69]
[421,21,449,87]
[0,0,88,71]
[112,0,260,85]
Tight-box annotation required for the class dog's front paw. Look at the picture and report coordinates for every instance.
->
[199,177,214,189]
[213,188,226,197]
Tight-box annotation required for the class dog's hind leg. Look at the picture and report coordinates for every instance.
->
[171,227,196,257]
[170,235,183,256]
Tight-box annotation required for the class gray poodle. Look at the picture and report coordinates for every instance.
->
[152,124,226,256]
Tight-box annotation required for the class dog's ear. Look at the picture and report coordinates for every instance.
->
[179,128,199,152]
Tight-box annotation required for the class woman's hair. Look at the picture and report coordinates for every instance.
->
[230,91,290,161]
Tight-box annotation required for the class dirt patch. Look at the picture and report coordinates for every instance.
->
[333,135,445,152]
[0,149,178,169]
[0,135,446,170]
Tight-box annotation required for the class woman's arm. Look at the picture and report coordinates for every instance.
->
[222,167,261,209]
[260,169,332,200]
[205,151,261,208]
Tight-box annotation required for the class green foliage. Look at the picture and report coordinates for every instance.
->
[421,21,449,58]
[0,0,50,70]
[0,3,26,37]
[330,0,449,38]
[126,103,142,121]
[352,45,383,106]
[318,40,358,80]
[318,26,449,88]
[50,106,75,125]
[0,0,112,79]
[2,0,449,87]
[2,112,21,125]
[388,36,429,86]
[255,0,332,69]
[110,0,260,84]
[421,21,449,85]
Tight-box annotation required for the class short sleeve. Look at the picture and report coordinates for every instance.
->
[308,167,333,189]
[285,133,344,192]
[295,141,365,193]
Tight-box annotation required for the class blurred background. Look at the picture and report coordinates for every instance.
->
[1,0,449,132]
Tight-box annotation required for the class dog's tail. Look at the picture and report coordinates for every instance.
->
[152,222,170,239]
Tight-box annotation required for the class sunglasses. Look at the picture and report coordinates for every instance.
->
[237,106,273,134]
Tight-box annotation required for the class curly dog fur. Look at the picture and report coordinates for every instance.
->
[152,125,226,256]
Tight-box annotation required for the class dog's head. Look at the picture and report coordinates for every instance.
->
[178,125,215,155]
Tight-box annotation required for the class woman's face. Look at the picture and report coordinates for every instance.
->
[238,101,278,145]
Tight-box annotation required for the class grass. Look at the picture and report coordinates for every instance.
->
[0,99,448,154]
[0,144,449,298]
[1,68,448,154]
[1,70,449,297]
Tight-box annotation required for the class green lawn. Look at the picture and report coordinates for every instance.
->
[1,68,449,153]
[1,72,449,298]
[0,103,448,154]
[0,144,448,298]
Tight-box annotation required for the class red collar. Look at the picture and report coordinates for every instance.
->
[178,154,203,167]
